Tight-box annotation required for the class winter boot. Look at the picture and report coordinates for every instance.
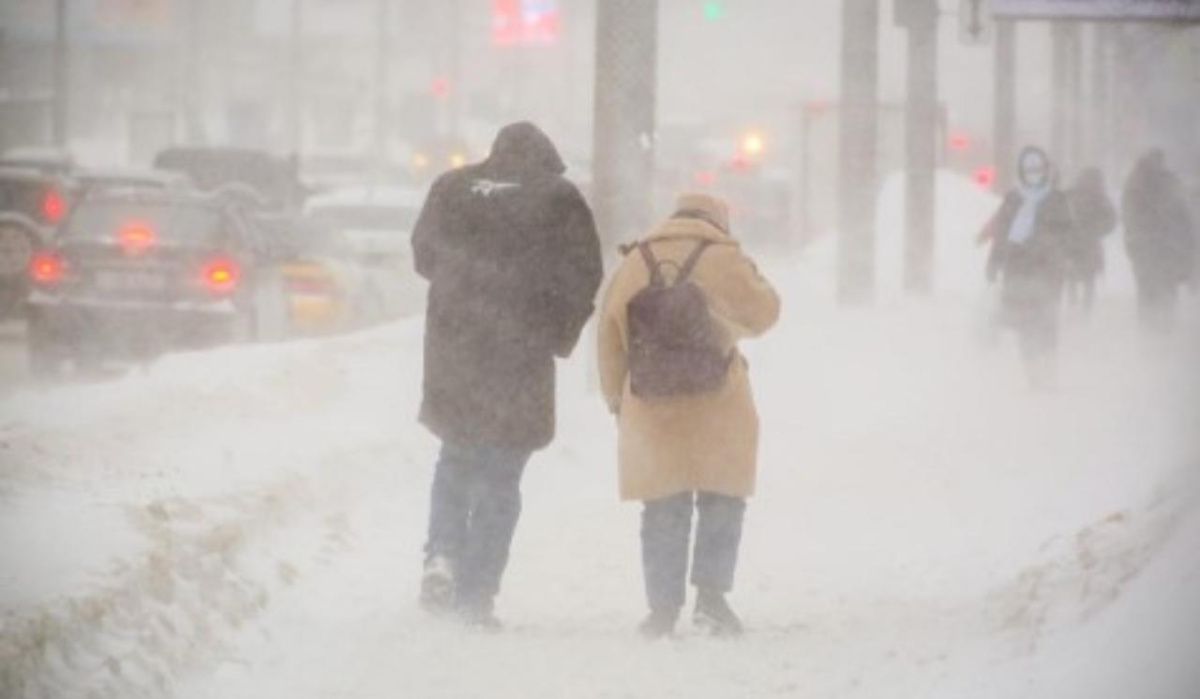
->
[457,596,503,632]
[637,608,680,640]
[419,555,455,615]
[693,589,743,637]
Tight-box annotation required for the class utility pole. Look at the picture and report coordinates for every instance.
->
[1090,24,1114,177]
[901,0,938,295]
[592,0,658,249]
[287,0,303,156]
[837,0,879,304]
[52,0,68,147]
[993,20,1016,192]
[374,0,390,164]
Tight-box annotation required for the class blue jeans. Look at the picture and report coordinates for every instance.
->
[424,442,531,605]
[641,491,746,613]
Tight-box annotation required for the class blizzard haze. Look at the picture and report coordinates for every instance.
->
[1,2,1199,699]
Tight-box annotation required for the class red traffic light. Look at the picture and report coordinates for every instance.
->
[431,77,452,100]
[973,166,996,189]
[949,131,972,153]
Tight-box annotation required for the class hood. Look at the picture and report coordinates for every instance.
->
[1016,145,1053,189]
[673,192,731,234]
[485,122,566,178]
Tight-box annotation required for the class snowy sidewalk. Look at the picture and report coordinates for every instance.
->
[2,258,1198,698]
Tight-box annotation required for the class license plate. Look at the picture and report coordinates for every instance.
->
[94,270,167,293]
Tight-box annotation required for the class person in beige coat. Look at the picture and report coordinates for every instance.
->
[597,193,780,638]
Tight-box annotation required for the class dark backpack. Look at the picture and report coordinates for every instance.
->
[626,240,733,399]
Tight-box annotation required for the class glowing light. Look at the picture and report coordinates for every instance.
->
[118,221,157,256]
[974,166,996,189]
[412,153,431,170]
[449,153,467,169]
[741,132,765,157]
[201,258,240,294]
[41,188,67,225]
[694,170,718,187]
[29,251,66,285]
[949,131,973,152]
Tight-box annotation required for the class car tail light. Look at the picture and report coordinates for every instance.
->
[29,251,67,286]
[201,257,240,294]
[118,221,157,256]
[41,188,67,225]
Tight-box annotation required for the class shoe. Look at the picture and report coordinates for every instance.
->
[458,597,503,632]
[693,589,743,637]
[638,609,679,640]
[419,555,455,615]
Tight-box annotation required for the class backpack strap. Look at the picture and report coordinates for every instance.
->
[636,243,665,286]
[676,240,713,284]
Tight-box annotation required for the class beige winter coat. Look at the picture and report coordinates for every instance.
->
[598,194,780,502]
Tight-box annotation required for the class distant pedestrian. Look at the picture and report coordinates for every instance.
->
[980,146,1073,388]
[597,193,780,638]
[1121,149,1196,333]
[1064,167,1117,313]
[412,122,603,628]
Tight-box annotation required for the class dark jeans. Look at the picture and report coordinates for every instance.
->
[424,442,531,604]
[641,491,746,614]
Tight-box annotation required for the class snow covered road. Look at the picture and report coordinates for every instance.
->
[2,249,1198,698]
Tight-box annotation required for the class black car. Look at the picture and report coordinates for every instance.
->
[0,167,74,316]
[25,190,281,374]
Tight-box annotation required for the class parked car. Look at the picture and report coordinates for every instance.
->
[0,167,74,316]
[25,189,284,375]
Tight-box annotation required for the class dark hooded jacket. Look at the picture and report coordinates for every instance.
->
[1121,151,1196,285]
[412,122,603,451]
[1065,168,1117,277]
[984,147,1073,289]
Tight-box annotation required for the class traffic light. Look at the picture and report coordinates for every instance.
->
[740,131,765,158]
[974,165,996,189]
[948,131,972,153]
[431,77,452,100]
[703,1,727,22]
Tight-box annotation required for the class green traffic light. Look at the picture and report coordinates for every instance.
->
[703,1,726,22]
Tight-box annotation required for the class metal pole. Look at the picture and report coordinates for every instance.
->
[1065,22,1083,178]
[374,0,390,165]
[836,0,879,304]
[1051,21,1069,173]
[52,0,68,147]
[1091,24,1114,179]
[902,0,938,295]
[287,0,302,155]
[994,19,1016,192]
[592,0,658,250]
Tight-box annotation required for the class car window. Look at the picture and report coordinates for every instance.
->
[62,200,228,247]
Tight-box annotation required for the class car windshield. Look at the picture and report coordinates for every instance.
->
[307,205,417,232]
[63,200,224,246]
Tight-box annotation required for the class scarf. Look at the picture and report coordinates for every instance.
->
[1007,182,1051,245]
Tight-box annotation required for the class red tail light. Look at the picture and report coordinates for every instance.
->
[118,221,157,256]
[41,188,67,225]
[29,251,67,286]
[201,257,240,294]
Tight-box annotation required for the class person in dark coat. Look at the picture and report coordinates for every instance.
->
[1121,149,1196,333]
[980,146,1073,388]
[1064,167,1117,313]
[412,122,603,627]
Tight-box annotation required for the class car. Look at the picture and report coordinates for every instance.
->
[72,167,193,197]
[25,189,284,375]
[293,186,425,329]
[153,146,306,213]
[0,147,76,177]
[0,167,75,316]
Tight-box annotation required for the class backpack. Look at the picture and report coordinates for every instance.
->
[626,240,734,399]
